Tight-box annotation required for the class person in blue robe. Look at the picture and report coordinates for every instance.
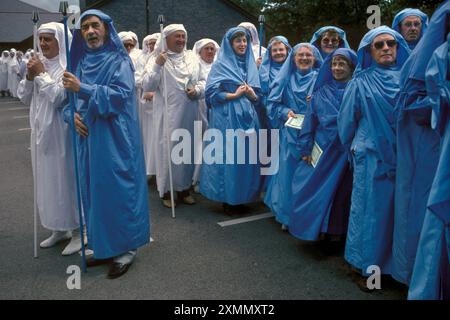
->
[337,26,410,288]
[392,8,429,50]
[63,10,150,279]
[200,27,262,213]
[258,36,292,192]
[409,4,450,299]
[393,2,449,287]
[289,48,357,247]
[264,43,322,229]
[310,26,350,59]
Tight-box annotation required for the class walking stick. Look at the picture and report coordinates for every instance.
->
[32,10,39,259]
[158,15,176,218]
[59,1,87,272]
[258,15,265,58]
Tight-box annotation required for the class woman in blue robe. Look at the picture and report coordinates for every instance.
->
[200,27,262,211]
[289,48,357,243]
[259,36,292,192]
[393,2,449,286]
[337,26,410,281]
[66,10,150,260]
[310,26,350,59]
[408,16,450,300]
[392,8,429,50]
[264,43,322,229]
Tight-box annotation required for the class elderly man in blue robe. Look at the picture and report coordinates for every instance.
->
[392,8,429,50]
[62,9,150,279]
[264,43,322,230]
[393,2,449,288]
[310,26,350,59]
[408,1,450,300]
[337,26,410,291]
[289,48,357,253]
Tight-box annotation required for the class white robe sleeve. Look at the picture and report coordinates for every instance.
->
[34,72,66,107]
[17,78,33,106]
[142,61,162,92]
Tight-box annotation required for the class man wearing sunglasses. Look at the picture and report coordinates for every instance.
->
[392,8,429,50]
[337,26,410,292]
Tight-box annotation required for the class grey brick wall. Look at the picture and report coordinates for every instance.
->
[95,0,258,48]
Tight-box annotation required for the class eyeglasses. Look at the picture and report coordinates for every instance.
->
[402,21,422,28]
[372,39,397,50]
[321,38,339,45]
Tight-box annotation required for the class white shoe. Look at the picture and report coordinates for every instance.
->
[62,230,88,256]
[40,231,71,248]
[281,224,288,231]
[193,183,200,194]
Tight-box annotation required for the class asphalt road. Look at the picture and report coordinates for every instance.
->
[0,96,407,300]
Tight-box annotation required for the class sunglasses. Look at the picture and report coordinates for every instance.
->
[124,43,135,49]
[372,39,397,50]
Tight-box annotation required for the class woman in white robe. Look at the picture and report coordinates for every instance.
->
[191,38,219,189]
[0,50,9,96]
[7,49,19,98]
[135,33,159,177]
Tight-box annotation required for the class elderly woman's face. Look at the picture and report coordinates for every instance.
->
[295,46,315,71]
[370,33,398,66]
[200,43,217,64]
[232,35,247,56]
[332,55,353,82]
[321,31,340,55]
[270,41,288,63]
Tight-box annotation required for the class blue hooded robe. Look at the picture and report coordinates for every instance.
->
[393,2,449,286]
[67,10,150,259]
[258,36,292,192]
[264,43,322,226]
[289,48,357,241]
[337,26,410,275]
[200,27,262,205]
[408,30,450,300]
[310,26,350,59]
[392,8,429,50]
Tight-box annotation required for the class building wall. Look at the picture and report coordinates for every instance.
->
[92,0,257,48]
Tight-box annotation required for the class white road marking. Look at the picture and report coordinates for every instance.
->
[4,107,28,111]
[18,127,31,131]
[218,212,274,227]
[13,115,29,119]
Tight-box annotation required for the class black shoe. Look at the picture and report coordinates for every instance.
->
[86,256,113,268]
[107,262,131,279]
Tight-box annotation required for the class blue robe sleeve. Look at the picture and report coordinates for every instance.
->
[266,90,291,129]
[297,98,318,157]
[337,79,360,152]
[78,60,134,119]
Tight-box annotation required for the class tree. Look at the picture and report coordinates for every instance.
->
[230,0,442,48]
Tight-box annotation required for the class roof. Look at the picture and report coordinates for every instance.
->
[0,0,64,43]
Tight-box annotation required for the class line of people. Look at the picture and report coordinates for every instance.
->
[0,49,34,97]
[19,2,449,296]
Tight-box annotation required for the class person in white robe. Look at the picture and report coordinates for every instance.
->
[191,38,219,191]
[119,31,142,68]
[7,49,19,97]
[0,50,9,96]
[135,33,160,178]
[238,22,267,67]
[143,24,205,208]
[17,22,84,256]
